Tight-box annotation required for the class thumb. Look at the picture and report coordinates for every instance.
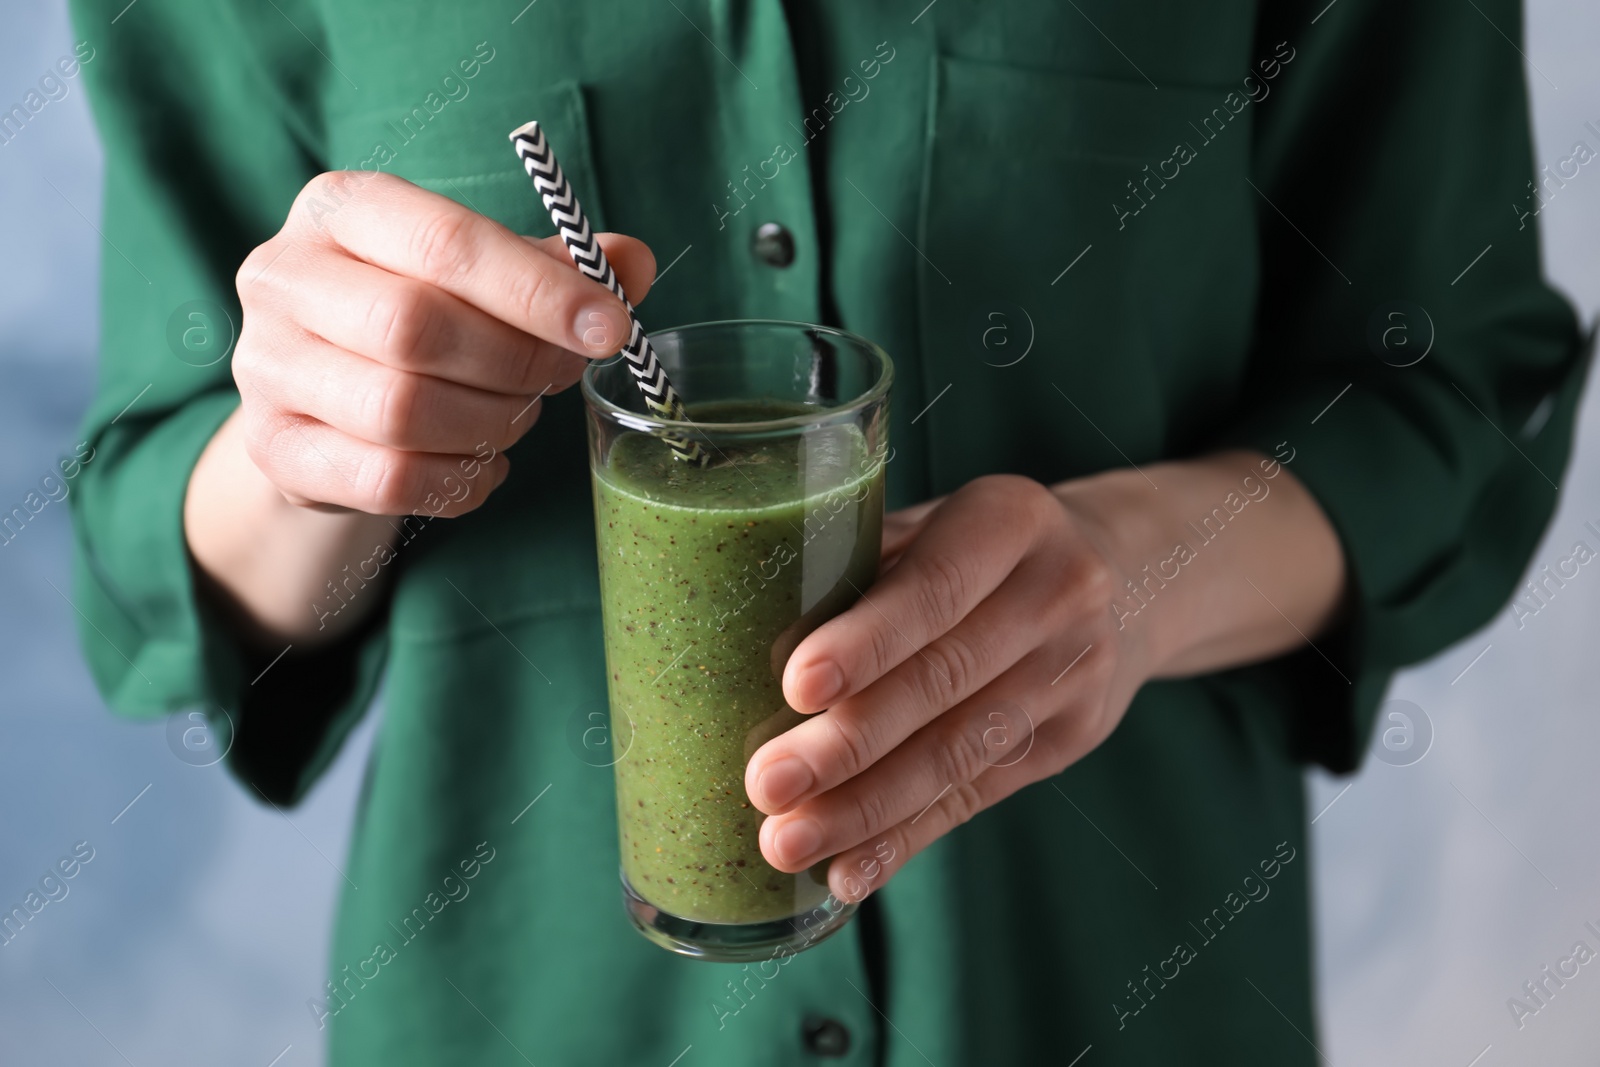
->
[525,232,658,306]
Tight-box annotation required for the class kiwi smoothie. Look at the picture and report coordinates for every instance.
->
[592,402,885,926]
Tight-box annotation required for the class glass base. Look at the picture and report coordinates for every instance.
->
[621,873,858,963]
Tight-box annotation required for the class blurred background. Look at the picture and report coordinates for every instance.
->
[2,3,1597,1065]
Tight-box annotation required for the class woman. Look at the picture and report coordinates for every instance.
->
[69,0,1586,1062]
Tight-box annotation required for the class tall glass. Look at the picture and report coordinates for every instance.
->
[582,321,892,962]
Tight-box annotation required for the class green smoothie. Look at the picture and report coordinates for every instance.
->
[592,401,885,925]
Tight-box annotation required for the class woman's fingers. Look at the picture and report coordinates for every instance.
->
[757,637,1113,874]
[780,476,1050,714]
[244,330,542,456]
[819,731,1051,904]
[288,172,634,357]
[238,382,510,517]
[751,475,1128,879]
[747,552,1074,814]
[233,170,661,514]
[826,694,1122,904]
[263,230,655,398]
[271,248,584,398]
[757,685,1033,873]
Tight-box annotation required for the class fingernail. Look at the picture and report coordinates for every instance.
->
[795,661,845,709]
[756,757,814,810]
[773,818,823,868]
[574,303,625,353]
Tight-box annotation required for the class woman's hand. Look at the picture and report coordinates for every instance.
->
[231,170,655,516]
[746,474,1148,902]
[187,172,656,645]
[746,453,1347,903]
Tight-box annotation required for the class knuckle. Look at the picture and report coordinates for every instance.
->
[933,716,989,788]
[504,258,555,322]
[235,245,270,298]
[975,473,1053,529]
[865,622,900,683]
[236,405,277,458]
[942,781,984,829]
[291,171,358,229]
[821,711,879,781]
[229,332,263,387]
[317,170,356,201]
[984,702,1037,767]
[236,240,296,303]
[912,552,968,633]
[365,371,425,447]
[1054,554,1117,627]
[232,335,292,411]
[288,178,326,223]
[355,447,420,515]
[1017,473,1059,509]
[506,347,546,395]
[968,471,1028,502]
[310,170,358,202]
[1004,471,1052,502]
[242,409,300,474]
[844,785,891,842]
[409,209,476,286]
[913,634,974,704]
[347,169,400,198]
[1075,553,1117,610]
[365,282,439,363]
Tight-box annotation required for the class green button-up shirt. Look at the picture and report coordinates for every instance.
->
[68,0,1587,1063]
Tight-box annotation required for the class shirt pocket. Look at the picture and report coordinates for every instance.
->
[338,78,608,238]
[914,54,1261,490]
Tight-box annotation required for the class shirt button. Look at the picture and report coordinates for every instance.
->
[801,1016,851,1058]
[752,222,796,268]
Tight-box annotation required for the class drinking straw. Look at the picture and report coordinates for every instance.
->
[509,121,707,466]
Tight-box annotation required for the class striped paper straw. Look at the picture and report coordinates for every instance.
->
[509,120,707,467]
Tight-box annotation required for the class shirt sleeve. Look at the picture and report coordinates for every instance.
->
[1207,0,1592,772]
[67,0,388,804]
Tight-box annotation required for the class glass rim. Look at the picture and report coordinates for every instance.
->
[580,319,894,435]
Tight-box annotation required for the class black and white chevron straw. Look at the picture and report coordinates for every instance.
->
[509,120,707,467]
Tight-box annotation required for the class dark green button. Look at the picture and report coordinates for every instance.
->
[752,222,796,268]
[801,1016,851,1058]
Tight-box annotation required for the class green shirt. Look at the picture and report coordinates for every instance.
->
[68,0,1587,1062]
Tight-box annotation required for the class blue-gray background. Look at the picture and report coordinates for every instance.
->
[2,4,1596,1065]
